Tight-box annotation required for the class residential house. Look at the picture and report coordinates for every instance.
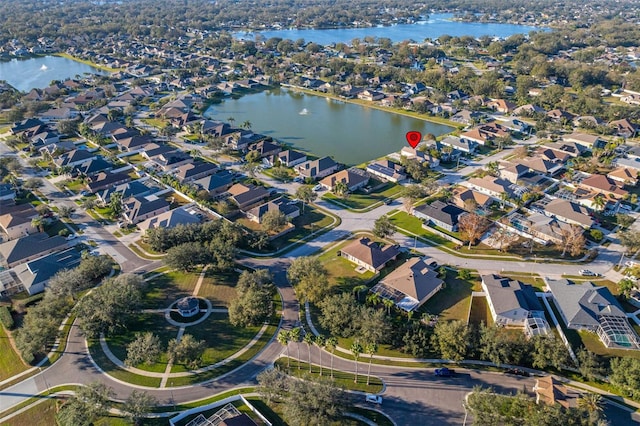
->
[609,118,638,138]
[517,157,564,176]
[400,147,440,168]
[53,149,97,169]
[562,133,605,150]
[13,248,81,295]
[86,172,131,194]
[547,109,576,123]
[366,160,406,183]
[370,257,444,312]
[513,104,546,116]
[533,198,594,228]
[296,157,339,179]
[140,143,177,161]
[271,150,307,168]
[533,376,579,408]
[621,93,640,106]
[319,169,369,192]
[226,183,270,210]
[175,161,219,183]
[0,203,38,240]
[545,141,585,157]
[0,184,16,202]
[500,163,529,184]
[439,135,476,154]
[358,89,385,101]
[607,167,638,187]
[487,99,516,114]
[116,134,153,152]
[460,123,509,146]
[30,131,60,147]
[467,176,527,201]
[138,207,201,232]
[451,187,493,210]
[535,147,572,164]
[451,109,483,125]
[96,181,154,205]
[153,151,193,172]
[247,140,281,158]
[412,200,466,232]
[481,274,548,335]
[546,278,640,349]
[193,171,235,199]
[0,233,68,268]
[246,198,300,223]
[339,237,400,272]
[614,157,640,172]
[73,157,113,176]
[122,195,171,225]
[579,174,628,199]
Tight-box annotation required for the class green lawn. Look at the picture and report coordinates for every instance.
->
[0,325,28,381]
[142,270,202,309]
[419,270,480,322]
[579,330,640,360]
[317,238,376,288]
[275,358,383,393]
[87,339,162,387]
[3,398,59,426]
[142,118,166,128]
[468,296,493,326]
[322,181,403,211]
[196,270,240,307]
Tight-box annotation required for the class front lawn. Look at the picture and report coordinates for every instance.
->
[317,238,377,288]
[322,181,403,210]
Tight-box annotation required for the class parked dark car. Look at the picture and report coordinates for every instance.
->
[434,367,455,377]
[505,368,530,377]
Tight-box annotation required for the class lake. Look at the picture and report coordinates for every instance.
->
[235,13,543,45]
[0,56,105,92]
[205,88,453,165]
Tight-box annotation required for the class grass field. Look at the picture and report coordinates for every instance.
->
[468,296,493,326]
[142,271,201,309]
[0,325,28,382]
[196,270,240,307]
[3,398,59,426]
[322,181,403,211]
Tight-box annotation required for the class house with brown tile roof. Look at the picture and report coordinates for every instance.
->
[579,174,628,199]
[226,183,270,210]
[562,132,606,150]
[533,376,578,408]
[451,187,493,209]
[607,167,638,187]
[539,198,594,228]
[370,257,443,312]
[609,118,638,138]
[320,169,369,192]
[339,237,400,272]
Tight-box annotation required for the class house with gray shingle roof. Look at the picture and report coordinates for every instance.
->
[412,200,466,232]
[0,233,68,268]
[481,274,547,334]
[13,248,81,295]
[546,278,639,349]
[122,195,170,224]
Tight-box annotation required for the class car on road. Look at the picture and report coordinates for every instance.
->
[365,394,382,404]
[383,198,393,205]
[313,184,323,191]
[579,269,598,277]
[434,367,455,377]
[504,368,530,377]
[66,233,77,241]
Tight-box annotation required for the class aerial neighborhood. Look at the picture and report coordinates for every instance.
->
[2,0,640,425]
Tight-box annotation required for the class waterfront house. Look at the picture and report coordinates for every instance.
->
[339,237,400,273]
[366,160,406,183]
[270,150,307,168]
[370,257,444,312]
[320,169,369,192]
[296,157,339,179]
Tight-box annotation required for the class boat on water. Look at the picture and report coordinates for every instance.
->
[40,64,48,70]
[299,108,309,115]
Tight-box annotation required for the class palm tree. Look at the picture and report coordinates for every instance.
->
[277,330,291,371]
[499,192,510,209]
[365,342,378,385]
[290,327,302,370]
[366,292,381,307]
[326,337,337,379]
[227,116,235,126]
[382,298,395,315]
[315,335,325,376]
[352,285,368,302]
[351,340,363,383]
[407,310,414,323]
[578,393,603,423]
[592,194,606,211]
[303,332,314,373]
[241,120,252,130]
[333,181,348,198]
[31,216,44,232]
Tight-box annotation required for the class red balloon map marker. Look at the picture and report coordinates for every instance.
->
[406,131,422,148]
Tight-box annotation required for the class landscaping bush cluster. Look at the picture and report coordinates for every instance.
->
[0,305,14,329]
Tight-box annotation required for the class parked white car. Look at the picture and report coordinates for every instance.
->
[365,394,382,404]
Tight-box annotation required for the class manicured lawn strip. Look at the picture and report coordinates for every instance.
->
[418,270,479,322]
[154,388,255,412]
[468,296,492,326]
[0,324,28,381]
[47,314,76,365]
[0,385,79,419]
[322,182,403,211]
[546,299,584,351]
[350,407,394,426]
[87,339,162,387]
[197,270,239,307]
[128,243,165,260]
[244,398,287,426]
[54,52,120,72]
[275,358,383,393]
[4,399,58,426]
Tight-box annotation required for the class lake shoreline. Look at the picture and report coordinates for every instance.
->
[281,84,461,129]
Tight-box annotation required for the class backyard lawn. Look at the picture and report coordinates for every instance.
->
[419,270,480,322]
[322,181,403,210]
[579,330,640,360]
[468,296,493,326]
